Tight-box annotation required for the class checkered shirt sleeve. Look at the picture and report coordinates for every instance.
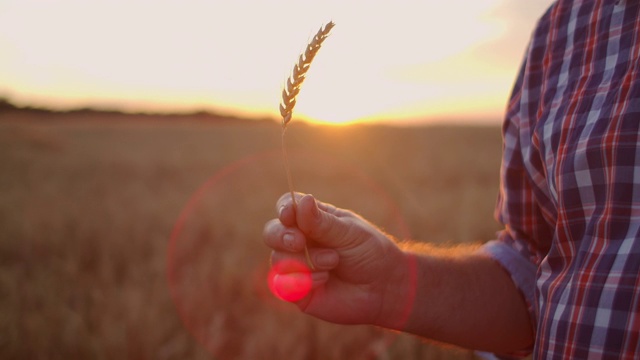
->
[483,0,640,358]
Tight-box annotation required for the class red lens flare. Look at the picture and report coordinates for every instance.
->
[267,259,312,302]
[167,149,412,359]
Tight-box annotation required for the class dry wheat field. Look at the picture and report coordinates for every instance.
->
[0,110,504,359]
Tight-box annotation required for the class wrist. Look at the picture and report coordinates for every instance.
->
[374,247,419,331]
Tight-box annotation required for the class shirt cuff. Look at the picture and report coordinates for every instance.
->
[481,240,537,308]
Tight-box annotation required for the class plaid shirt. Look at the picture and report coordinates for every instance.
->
[484,0,640,358]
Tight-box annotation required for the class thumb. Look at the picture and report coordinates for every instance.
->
[296,194,353,248]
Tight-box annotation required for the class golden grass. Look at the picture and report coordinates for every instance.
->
[0,113,503,359]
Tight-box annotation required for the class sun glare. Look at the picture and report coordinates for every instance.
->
[0,0,555,124]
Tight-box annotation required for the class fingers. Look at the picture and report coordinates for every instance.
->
[263,218,306,252]
[296,194,354,248]
[270,248,339,271]
[276,192,303,227]
[274,193,360,249]
[271,272,329,302]
[264,213,340,270]
[269,247,338,300]
[267,193,356,303]
[276,192,348,223]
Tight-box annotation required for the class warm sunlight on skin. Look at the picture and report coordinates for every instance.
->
[0,0,555,125]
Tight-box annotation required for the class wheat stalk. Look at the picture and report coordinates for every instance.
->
[279,21,335,271]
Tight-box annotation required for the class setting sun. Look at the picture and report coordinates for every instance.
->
[0,0,554,125]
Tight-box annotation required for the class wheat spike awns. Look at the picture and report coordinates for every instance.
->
[279,21,335,271]
[279,21,335,128]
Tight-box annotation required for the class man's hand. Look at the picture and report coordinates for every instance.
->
[263,193,411,326]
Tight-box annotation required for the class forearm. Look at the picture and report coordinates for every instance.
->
[378,242,534,353]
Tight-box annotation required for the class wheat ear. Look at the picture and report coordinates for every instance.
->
[279,21,335,271]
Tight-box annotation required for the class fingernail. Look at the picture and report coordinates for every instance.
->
[283,232,296,250]
[316,251,338,268]
[279,205,286,218]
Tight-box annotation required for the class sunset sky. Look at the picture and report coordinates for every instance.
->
[0,0,555,125]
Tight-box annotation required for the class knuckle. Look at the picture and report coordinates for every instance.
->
[262,219,281,246]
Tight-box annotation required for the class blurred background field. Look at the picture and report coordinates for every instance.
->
[0,109,504,359]
[0,2,555,358]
